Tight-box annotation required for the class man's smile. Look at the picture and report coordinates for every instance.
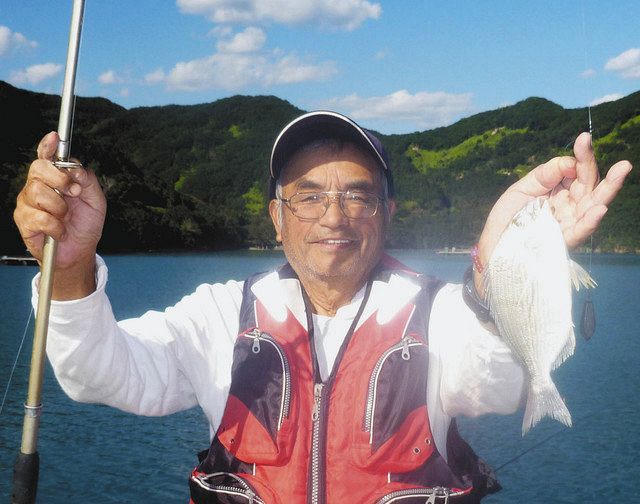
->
[311,237,358,248]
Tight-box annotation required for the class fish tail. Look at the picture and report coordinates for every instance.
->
[522,379,572,435]
[569,260,597,290]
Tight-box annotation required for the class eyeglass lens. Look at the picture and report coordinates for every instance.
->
[286,192,379,219]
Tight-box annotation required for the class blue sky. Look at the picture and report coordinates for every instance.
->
[1,0,639,134]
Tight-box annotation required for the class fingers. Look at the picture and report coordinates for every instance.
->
[37,131,59,160]
[14,172,68,257]
[515,156,577,198]
[29,158,84,197]
[13,192,66,261]
[563,159,631,248]
[517,132,597,201]
[572,159,631,222]
[573,132,599,197]
[589,160,632,207]
[564,205,608,249]
[23,177,69,219]
[14,152,88,257]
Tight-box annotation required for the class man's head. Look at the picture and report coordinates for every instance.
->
[268,111,396,291]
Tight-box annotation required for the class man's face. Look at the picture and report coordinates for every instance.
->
[269,143,395,289]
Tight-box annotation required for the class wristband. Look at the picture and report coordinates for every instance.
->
[470,244,484,273]
[462,265,493,323]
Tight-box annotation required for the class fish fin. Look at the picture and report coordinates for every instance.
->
[569,260,597,290]
[552,328,576,370]
[522,379,572,435]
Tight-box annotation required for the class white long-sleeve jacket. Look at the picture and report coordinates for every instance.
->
[36,255,525,459]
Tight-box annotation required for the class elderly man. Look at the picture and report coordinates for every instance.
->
[14,111,631,503]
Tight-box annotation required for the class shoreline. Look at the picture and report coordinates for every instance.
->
[2,248,639,261]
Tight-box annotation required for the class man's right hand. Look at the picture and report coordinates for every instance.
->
[13,131,107,299]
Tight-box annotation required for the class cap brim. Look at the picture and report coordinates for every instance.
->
[269,111,389,187]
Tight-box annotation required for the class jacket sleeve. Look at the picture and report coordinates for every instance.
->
[428,282,526,418]
[36,255,242,428]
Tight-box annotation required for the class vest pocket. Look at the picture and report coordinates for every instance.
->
[217,328,297,465]
[189,470,278,504]
[370,485,473,503]
[352,335,434,473]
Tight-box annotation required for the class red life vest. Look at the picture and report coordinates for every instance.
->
[190,256,500,503]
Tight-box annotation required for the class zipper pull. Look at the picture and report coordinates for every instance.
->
[427,487,449,504]
[251,330,261,354]
[401,336,411,360]
[312,383,323,422]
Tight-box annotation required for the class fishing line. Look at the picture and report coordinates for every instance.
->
[0,307,34,416]
[579,0,597,340]
[495,408,597,472]
[581,0,593,138]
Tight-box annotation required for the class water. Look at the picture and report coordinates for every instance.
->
[1,251,639,502]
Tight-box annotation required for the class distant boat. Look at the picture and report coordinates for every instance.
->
[0,255,38,266]
[435,247,471,255]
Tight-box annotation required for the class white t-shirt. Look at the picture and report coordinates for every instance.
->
[36,255,525,459]
[312,286,365,381]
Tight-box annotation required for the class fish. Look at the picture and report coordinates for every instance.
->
[484,197,596,435]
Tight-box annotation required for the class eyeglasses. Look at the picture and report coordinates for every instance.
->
[279,191,384,220]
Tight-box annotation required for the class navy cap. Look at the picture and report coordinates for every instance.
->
[269,110,393,199]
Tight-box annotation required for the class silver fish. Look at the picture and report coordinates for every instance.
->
[484,198,596,435]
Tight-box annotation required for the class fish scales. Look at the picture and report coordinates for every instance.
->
[484,198,595,435]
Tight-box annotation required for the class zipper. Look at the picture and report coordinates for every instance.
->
[302,277,374,504]
[244,328,292,430]
[310,383,324,504]
[376,486,465,504]
[363,335,424,442]
[191,472,265,504]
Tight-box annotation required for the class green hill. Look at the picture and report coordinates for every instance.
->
[1,80,638,253]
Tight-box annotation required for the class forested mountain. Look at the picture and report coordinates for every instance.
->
[1,80,638,254]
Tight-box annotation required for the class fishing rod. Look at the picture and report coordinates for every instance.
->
[12,1,86,502]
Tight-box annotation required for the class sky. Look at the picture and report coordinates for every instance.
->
[1,0,639,134]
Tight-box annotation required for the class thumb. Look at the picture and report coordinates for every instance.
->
[37,131,60,160]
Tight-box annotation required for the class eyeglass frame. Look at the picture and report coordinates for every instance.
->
[278,190,386,221]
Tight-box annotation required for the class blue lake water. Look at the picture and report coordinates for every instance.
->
[1,250,639,502]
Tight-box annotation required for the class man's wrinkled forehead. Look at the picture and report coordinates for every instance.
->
[278,142,385,192]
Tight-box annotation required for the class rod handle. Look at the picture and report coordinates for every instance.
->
[12,451,40,504]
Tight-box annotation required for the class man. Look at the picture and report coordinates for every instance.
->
[13,111,631,503]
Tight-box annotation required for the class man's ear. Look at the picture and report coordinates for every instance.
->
[268,199,283,242]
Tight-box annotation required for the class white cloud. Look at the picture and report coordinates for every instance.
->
[177,0,381,30]
[120,88,130,97]
[0,25,37,56]
[604,48,640,79]
[9,62,62,85]
[98,69,123,85]
[590,93,623,106]
[580,68,596,78]
[166,51,336,91]
[321,90,475,129]
[144,68,166,84]
[216,27,266,53]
